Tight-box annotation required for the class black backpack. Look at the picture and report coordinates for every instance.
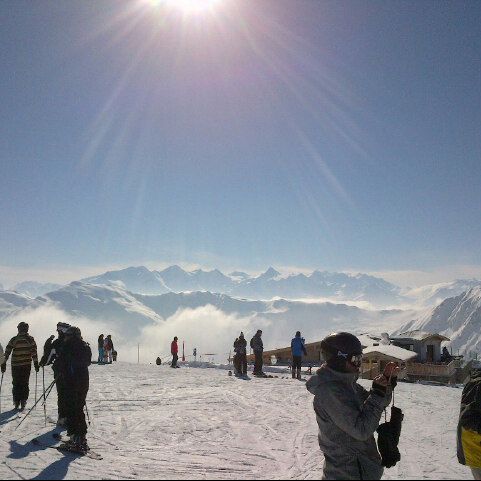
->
[459,370,481,433]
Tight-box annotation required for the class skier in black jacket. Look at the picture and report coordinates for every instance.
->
[56,326,92,452]
[40,322,70,426]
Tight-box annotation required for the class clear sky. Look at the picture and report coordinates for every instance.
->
[1,0,480,287]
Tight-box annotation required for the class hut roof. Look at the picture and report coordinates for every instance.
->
[363,344,418,362]
[391,330,450,343]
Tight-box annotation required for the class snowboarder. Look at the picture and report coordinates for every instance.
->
[291,331,307,380]
[97,335,104,364]
[458,369,481,480]
[250,330,264,376]
[56,326,92,452]
[1,322,39,411]
[234,333,248,376]
[40,322,71,426]
[171,337,179,368]
[306,332,400,480]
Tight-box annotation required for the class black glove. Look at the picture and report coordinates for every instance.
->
[34,362,40,373]
[1,363,6,374]
[372,380,387,397]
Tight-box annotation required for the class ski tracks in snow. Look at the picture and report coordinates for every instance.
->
[0,363,473,479]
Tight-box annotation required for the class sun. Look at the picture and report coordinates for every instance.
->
[151,0,223,15]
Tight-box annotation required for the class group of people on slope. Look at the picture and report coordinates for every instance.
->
[1,322,91,453]
[97,334,116,364]
[233,330,307,379]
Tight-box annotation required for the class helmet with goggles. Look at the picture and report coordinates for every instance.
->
[321,332,364,372]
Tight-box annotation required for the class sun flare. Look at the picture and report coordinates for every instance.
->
[151,0,222,15]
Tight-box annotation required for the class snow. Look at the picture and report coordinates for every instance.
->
[363,345,418,362]
[0,362,473,480]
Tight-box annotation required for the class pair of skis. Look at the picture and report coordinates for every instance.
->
[31,433,102,460]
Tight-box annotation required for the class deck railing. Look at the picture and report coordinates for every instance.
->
[406,360,457,378]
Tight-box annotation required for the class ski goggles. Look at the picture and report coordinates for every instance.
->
[337,351,363,367]
[350,354,363,368]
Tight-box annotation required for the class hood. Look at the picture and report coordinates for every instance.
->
[306,364,359,395]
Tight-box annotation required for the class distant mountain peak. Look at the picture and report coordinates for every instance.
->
[260,267,281,279]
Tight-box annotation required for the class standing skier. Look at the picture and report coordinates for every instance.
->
[250,330,264,376]
[171,337,179,368]
[291,331,307,380]
[97,334,104,364]
[234,333,248,376]
[103,335,113,364]
[458,369,481,480]
[40,322,71,426]
[306,332,400,480]
[56,326,92,452]
[1,322,39,411]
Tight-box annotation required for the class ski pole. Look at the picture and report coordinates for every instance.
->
[41,380,57,406]
[42,367,47,427]
[0,372,4,415]
[15,379,56,430]
[85,399,91,426]
[35,370,38,405]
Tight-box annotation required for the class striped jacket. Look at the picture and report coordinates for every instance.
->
[4,333,38,367]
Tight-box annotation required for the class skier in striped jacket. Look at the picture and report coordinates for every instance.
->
[1,322,39,410]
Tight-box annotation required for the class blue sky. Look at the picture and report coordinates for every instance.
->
[1,0,480,287]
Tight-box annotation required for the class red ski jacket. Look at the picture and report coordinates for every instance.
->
[171,341,178,355]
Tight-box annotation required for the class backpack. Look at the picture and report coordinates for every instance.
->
[459,370,481,434]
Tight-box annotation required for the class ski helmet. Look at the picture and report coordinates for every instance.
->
[321,332,363,372]
[17,322,29,333]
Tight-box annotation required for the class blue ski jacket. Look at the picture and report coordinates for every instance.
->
[291,337,307,357]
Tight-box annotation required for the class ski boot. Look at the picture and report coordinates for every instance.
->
[20,401,26,411]
[14,401,20,410]
[72,435,90,453]
[57,417,68,428]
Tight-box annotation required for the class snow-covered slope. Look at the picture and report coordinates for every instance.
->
[81,265,405,307]
[400,286,481,355]
[0,290,45,320]
[12,281,63,298]
[0,363,471,480]
[405,279,481,307]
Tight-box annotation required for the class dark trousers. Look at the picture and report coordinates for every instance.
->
[171,354,178,367]
[234,354,248,375]
[239,354,247,375]
[12,365,31,404]
[292,356,302,378]
[254,351,263,374]
[65,384,88,437]
[57,378,69,419]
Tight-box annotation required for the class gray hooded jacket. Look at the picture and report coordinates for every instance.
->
[306,365,392,480]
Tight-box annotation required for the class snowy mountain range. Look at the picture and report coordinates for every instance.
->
[0,281,414,349]
[400,286,481,356]
[3,266,481,357]
[81,265,404,306]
